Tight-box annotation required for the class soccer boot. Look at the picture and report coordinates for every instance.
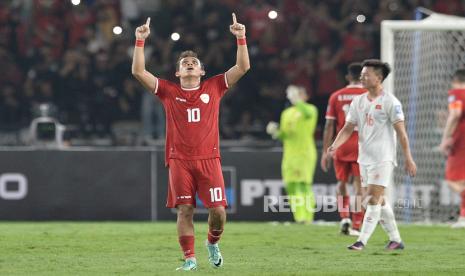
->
[348,228,361,237]
[340,218,352,235]
[385,241,405,250]
[348,241,365,251]
[451,216,465,228]
[176,257,197,271]
[206,241,223,268]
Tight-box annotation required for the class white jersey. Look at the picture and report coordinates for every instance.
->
[346,92,405,166]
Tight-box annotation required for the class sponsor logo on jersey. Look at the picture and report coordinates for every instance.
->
[375,104,382,110]
[176,97,187,102]
[394,105,402,115]
[200,93,210,104]
[338,94,358,101]
[177,195,192,199]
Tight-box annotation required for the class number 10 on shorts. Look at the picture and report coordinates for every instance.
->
[209,187,223,202]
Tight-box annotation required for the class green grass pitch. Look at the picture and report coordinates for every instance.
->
[0,222,464,275]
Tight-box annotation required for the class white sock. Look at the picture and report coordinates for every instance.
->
[379,203,401,243]
[357,204,381,245]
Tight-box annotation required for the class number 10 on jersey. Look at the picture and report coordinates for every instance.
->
[209,187,223,202]
[187,108,200,122]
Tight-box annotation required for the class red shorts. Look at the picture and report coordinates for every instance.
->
[166,158,227,208]
[333,159,360,182]
[445,153,465,181]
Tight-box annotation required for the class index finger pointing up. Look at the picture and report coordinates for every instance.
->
[146,17,151,27]
[232,13,237,24]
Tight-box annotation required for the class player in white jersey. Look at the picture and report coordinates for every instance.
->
[328,59,417,251]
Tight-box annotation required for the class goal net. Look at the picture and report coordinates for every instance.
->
[381,13,465,223]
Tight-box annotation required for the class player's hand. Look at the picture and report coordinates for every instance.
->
[266,121,279,138]
[230,13,246,38]
[327,145,336,158]
[135,17,151,40]
[286,85,302,105]
[405,157,417,177]
[320,152,332,173]
[439,137,453,156]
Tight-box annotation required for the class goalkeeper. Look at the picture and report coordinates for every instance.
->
[266,85,318,223]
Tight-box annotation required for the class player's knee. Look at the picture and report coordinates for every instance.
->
[177,205,194,220]
[367,194,382,205]
[337,181,348,194]
[209,206,226,220]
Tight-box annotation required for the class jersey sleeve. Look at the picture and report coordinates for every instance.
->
[388,96,405,124]
[325,94,337,120]
[206,74,229,98]
[448,90,463,111]
[346,99,358,125]
[154,78,170,101]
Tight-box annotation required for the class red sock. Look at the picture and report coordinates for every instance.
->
[207,228,223,244]
[338,195,350,219]
[352,210,365,230]
[179,235,195,259]
[460,190,465,217]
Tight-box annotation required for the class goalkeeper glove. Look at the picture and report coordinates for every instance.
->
[266,121,279,139]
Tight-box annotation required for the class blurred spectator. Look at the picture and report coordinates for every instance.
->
[0,83,23,128]
[0,0,460,145]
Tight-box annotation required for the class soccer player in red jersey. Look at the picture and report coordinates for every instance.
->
[131,15,250,270]
[321,63,366,235]
[440,69,465,228]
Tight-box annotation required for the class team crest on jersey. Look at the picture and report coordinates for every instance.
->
[200,93,210,104]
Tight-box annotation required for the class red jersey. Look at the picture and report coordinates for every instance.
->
[448,89,465,153]
[155,74,229,165]
[325,85,366,161]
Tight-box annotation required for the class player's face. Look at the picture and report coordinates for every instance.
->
[360,67,381,89]
[451,79,465,89]
[176,57,205,78]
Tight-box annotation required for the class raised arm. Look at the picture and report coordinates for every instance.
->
[132,17,157,92]
[225,13,250,87]
[327,122,355,157]
[394,121,417,177]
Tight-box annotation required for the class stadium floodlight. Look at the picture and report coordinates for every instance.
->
[381,12,465,222]
[171,32,180,41]
[356,14,366,23]
[71,0,80,5]
[113,26,123,35]
[268,10,278,20]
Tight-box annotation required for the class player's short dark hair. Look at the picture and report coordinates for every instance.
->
[362,59,391,81]
[453,69,465,83]
[176,50,204,71]
[347,62,362,80]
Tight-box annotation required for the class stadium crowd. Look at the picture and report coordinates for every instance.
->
[0,0,462,145]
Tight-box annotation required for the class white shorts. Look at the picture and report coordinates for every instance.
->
[360,161,394,188]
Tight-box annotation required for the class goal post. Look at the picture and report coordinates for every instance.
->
[381,13,465,223]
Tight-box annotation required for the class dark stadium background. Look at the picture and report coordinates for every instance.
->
[1,0,462,145]
[0,0,463,222]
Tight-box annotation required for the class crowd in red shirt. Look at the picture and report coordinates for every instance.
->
[0,0,462,144]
